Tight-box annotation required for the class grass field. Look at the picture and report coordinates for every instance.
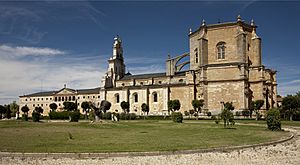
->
[0,120,290,153]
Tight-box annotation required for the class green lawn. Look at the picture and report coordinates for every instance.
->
[0,120,289,153]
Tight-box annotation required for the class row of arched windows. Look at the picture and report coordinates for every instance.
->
[114,92,158,103]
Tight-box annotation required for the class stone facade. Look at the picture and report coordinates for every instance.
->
[19,16,277,116]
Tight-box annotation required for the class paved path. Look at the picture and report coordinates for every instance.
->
[1,127,299,165]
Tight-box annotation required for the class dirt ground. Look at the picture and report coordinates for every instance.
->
[1,127,299,165]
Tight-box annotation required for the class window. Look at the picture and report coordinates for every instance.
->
[93,96,95,98]
[115,94,120,103]
[62,97,64,101]
[83,96,85,99]
[179,79,183,83]
[153,92,158,102]
[50,98,52,100]
[73,96,75,101]
[195,48,198,63]
[46,98,48,100]
[33,104,35,107]
[133,93,138,103]
[41,104,43,107]
[58,97,61,101]
[25,99,27,101]
[38,98,39,101]
[33,99,35,101]
[55,97,57,101]
[98,96,100,98]
[78,97,80,99]
[69,96,72,101]
[30,99,32,101]
[88,96,89,99]
[216,42,226,59]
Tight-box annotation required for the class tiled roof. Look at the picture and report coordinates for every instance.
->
[20,87,100,97]
[121,72,166,80]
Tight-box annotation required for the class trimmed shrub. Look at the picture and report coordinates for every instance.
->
[266,108,281,131]
[49,111,70,120]
[242,110,250,118]
[69,111,80,122]
[235,111,241,116]
[22,114,28,121]
[103,112,112,120]
[129,113,137,120]
[171,112,183,123]
[32,111,40,122]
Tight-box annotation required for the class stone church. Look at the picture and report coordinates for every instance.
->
[19,16,277,116]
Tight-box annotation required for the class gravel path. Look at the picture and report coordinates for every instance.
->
[1,127,299,165]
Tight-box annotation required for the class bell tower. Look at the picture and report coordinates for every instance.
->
[101,36,126,88]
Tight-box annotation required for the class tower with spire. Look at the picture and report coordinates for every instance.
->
[101,36,126,88]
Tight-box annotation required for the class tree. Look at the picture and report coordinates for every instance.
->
[120,101,130,113]
[251,100,264,120]
[35,107,44,114]
[141,103,149,119]
[81,101,90,119]
[63,101,77,111]
[168,100,181,112]
[220,102,235,128]
[0,105,6,119]
[5,105,11,119]
[21,105,30,121]
[100,100,111,113]
[282,95,300,121]
[49,103,58,112]
[63,101,78,121]
[10,101,19,118]
[192,99,204,120]
[266,108,281,131]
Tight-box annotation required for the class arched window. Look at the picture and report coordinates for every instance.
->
[216,42,226,59]
[115,93,120,103]
[153,92,158,102]
[133,93,138,103]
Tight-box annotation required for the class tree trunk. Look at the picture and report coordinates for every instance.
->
[290,114,293,121]
[255,111,259,121]
[95,115,100,122]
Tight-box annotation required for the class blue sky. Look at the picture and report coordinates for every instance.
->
[0,1,300,104]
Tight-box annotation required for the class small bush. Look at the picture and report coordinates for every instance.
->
[266,108,281,131]
[102,112,111,120]
[242,110,250,118]
[171,112,183,123]
[129,113,137,120]
[49,111,70,120]
[69,111,80,122]
[32,112,40,122]
[22,114,28,121]
[235,111,241,116]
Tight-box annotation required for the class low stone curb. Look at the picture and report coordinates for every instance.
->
[0,130,294,159]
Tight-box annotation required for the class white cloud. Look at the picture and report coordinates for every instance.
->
[0,45,66,57]
[0,45,105,105]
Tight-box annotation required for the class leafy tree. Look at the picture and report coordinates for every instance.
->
[81,101,90,119]
[189,109,195,118]
[35,107,44,114]
[21,105,30,115]
[168,100,181,112]
[266,108,281,131]
[49,103,58,112]
[251,100,264,120]
[5,105,11,119]
[120,101,130,113]
[21,105,30,121]
[100,100,111,113]
[63,101,77,111]
[141,103,149,119]
[220,102,235,128]
[0,105,6,119]
[10,101,19,118]
[282,95,300,121]
[192,99,204,120]
[63,101,78,122]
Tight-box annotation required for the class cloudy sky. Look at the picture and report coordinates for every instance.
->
[0,1,300,104]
